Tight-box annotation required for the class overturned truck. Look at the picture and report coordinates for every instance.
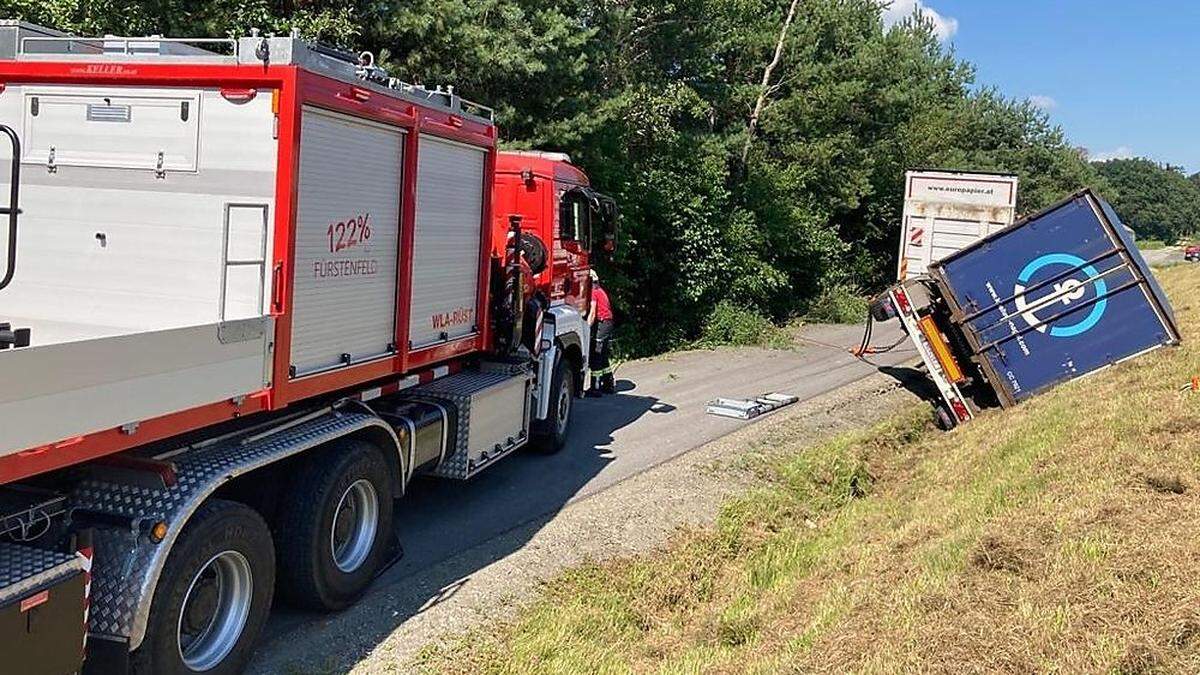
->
[872,188,1179,429]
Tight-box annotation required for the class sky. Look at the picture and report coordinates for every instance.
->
[881,0,1200,172]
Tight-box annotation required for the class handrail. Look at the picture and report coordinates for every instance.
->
[20,35,236,57]
[0,124,20,292]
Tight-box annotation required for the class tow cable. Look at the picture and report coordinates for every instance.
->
[850,313,907,360]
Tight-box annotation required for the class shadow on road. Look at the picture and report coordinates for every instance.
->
[259,380,665,668]
[876,364,940,403]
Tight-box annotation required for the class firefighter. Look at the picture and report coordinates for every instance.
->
[587,269,616,396]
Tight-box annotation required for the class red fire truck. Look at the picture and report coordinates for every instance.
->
[0,20,615,674]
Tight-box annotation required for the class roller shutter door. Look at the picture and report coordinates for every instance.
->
[290,108,403,376]
[408,136,486,349]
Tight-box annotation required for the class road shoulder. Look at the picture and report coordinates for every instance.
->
[248,369,923,674]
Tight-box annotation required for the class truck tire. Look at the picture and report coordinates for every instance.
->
[530,355,575,454]
[131,499,275,675]
[275,439,394,611]
[934,405,958,431]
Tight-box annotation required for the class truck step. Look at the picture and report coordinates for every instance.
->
[402,366,533,480]
[0,541,88,675]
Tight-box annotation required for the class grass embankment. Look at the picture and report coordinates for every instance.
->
[425,266,1200,674]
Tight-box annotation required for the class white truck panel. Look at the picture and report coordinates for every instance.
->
[0,84,277,457]
[0,85,277,335]
[898,170,1018,280]
[0,320,272,458]
[408,136,485,349]
[289,107,403,377]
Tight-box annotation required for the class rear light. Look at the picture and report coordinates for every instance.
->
[950,398,971,422]
[869,294,897,322]
[220,87,257,103]
[917,315,967,383]
[892,287,912,315]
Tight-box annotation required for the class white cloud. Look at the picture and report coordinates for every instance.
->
[1028,94,1057,111]
[881,0,959,42]
[1088,146,1135,162]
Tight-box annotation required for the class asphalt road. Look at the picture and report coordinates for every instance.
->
[255,320,916,653]
[1143,246,1185,267]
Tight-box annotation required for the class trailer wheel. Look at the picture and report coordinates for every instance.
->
[275,439,394,611]
[131,499,274,675]
[934,405,957,431]
[530,355,575,453]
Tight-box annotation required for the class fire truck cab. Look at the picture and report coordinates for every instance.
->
[493,150,617,395]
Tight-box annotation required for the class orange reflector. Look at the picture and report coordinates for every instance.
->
[917,315,966,383]
[150,521,168,543]
[271,88,280,114]
[20,590,49,612]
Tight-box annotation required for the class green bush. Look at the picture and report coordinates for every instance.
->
[699,301,789,349]
[804,284,869,325]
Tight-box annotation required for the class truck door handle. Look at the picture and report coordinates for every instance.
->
[271,263,285,314]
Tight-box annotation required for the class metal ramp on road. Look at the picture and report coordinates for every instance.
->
[705,393,799,420]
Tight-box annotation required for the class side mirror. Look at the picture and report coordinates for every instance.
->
[598,196,618,255]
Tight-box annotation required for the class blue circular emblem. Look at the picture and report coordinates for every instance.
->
[1015,253,1107,338]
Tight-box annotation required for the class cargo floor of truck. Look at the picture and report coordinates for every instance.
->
[10,315,136,347]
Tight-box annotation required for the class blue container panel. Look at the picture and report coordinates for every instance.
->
[934,192,1177,403]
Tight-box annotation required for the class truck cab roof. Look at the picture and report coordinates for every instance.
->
[496,151,590,186]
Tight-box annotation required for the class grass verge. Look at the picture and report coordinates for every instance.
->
[421,265,1200,674]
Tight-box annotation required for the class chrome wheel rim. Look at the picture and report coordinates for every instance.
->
[331,479,379,573]
[556,379,572,435]
[177,550,253,672]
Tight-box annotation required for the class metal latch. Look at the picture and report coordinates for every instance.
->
[155,151,165,179]
[46,146,56,174]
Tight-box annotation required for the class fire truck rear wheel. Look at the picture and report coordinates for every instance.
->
[131,499,275,675]
[531,355,574,453]
[275,439,394,611]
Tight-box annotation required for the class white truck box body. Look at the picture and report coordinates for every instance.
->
[289,107,403,377]
[0,83,277,457]
[897,170,1019,280]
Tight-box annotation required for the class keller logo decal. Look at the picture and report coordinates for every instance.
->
[1012,253,1107,338]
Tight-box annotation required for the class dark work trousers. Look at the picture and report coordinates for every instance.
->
[590,319,615,392]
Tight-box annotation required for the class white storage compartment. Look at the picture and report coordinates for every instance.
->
[289,107,403,377]
[408,136,485,349]
[22,87,200,172]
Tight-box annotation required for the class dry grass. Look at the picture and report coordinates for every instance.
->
[419,265,1200,674]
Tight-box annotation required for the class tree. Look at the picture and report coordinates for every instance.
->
[1095,159,1200,243]
[0,0,1106,354]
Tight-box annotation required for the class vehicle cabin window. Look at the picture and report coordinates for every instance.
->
[559,189,592,250]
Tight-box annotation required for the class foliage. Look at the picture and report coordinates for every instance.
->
[0,0,1104,354]
[698,300,790,349]
[1094,159,1200,244]
[804,283,869,324]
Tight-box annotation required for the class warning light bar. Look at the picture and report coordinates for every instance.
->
[917,315,966,384]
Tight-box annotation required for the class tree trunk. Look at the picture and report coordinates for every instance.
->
[742,0,802,165]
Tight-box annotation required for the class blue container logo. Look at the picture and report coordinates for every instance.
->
[1012,253,1108,338]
